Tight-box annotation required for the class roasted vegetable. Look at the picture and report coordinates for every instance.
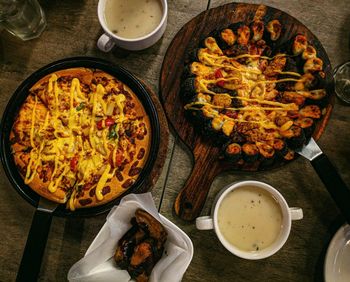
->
[222,120,235,136]
[212,94,232,107]
[204,37,223,55]
[256,142,275,158]
[216,28,236,49]
[294,117,315,139]
[266,20,282,41]
[292,34,307,55]
[253,39,269,56]
[299,105,321,119]
[225,143,242,161]
[283,149,295,161]
[264,54,287,77]
[303,89,327,100]
[273,139,288,157]
[302,45,317,60]
[211,116,225,131]
[242,143,259,163]
[256,142,275,167]
[190,62,213,77]
[202,117,231,145]
[280,91,306,106]
[250,20,264,42]
[304,57,323,73]
[224,44,249,57]
[286,125,306,149]
[237,25,251,45]
[181,78,197,101]
[294,73,316,91]
[306,72,326,90]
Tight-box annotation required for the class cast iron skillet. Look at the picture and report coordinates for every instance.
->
[0,57,160,281]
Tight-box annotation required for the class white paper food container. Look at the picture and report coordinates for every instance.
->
[67,193,193,282]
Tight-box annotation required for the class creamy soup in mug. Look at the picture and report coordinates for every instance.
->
[217,186,283,252]
[104,0,163,39]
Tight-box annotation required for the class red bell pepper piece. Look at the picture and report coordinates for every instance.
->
[70,156,79,172]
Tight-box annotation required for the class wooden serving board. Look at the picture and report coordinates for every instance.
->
[159,3,334,221]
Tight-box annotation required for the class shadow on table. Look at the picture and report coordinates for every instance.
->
[56,217,85,279]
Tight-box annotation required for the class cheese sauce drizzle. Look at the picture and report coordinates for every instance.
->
[184,37,304,134]
[23,73,131,210]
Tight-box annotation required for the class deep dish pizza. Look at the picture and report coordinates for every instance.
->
[182,7,329,168]
[10,68,151,210]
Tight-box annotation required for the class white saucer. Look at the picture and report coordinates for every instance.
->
[324,224,350,282]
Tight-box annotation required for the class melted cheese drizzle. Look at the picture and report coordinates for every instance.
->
[186,39,303,134]
[25,74,129,210]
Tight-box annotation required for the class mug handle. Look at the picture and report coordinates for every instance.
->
[196,216,214,230]
[97,33,115,52]
[289,207,303,220]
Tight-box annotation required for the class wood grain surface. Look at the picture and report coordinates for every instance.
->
[0,0,349,281]
[160,1,350,282]
[0,0,207,280]
[160,2,335,221]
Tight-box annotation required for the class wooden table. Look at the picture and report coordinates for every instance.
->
[0,0,349,281]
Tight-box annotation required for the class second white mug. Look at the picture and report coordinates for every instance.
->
[196,181,303,260]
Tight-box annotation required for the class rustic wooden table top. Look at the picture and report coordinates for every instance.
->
[0,0,349,281]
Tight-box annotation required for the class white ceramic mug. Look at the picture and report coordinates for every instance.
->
[97,0,168,52]
[196,181,303,260]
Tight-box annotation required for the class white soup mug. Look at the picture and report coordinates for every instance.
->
[196,180,303,260]
[97,0,168,52]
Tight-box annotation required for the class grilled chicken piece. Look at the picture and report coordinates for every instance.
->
[115,210,168,282]
[135,209,167,246]
[114,218,147,269]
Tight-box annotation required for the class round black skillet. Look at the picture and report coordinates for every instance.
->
[0,57,160,281]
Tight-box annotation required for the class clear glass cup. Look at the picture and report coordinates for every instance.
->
[0,0,46,41]
[334,61,350,104]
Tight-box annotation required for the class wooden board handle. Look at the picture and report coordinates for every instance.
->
[174,146,221,221]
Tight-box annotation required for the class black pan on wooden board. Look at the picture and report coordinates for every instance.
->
[0,57,164,281]
[159,3,335,221]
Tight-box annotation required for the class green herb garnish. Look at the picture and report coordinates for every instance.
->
[76,102,85,111]
[108,124,119,140]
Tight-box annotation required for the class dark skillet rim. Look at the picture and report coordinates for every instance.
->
[0,57,160,217]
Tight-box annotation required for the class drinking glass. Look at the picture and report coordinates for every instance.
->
[334,61,350,104]
[0,0,46,41]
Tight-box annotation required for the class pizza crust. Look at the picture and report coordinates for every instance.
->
[11,67,151,210]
